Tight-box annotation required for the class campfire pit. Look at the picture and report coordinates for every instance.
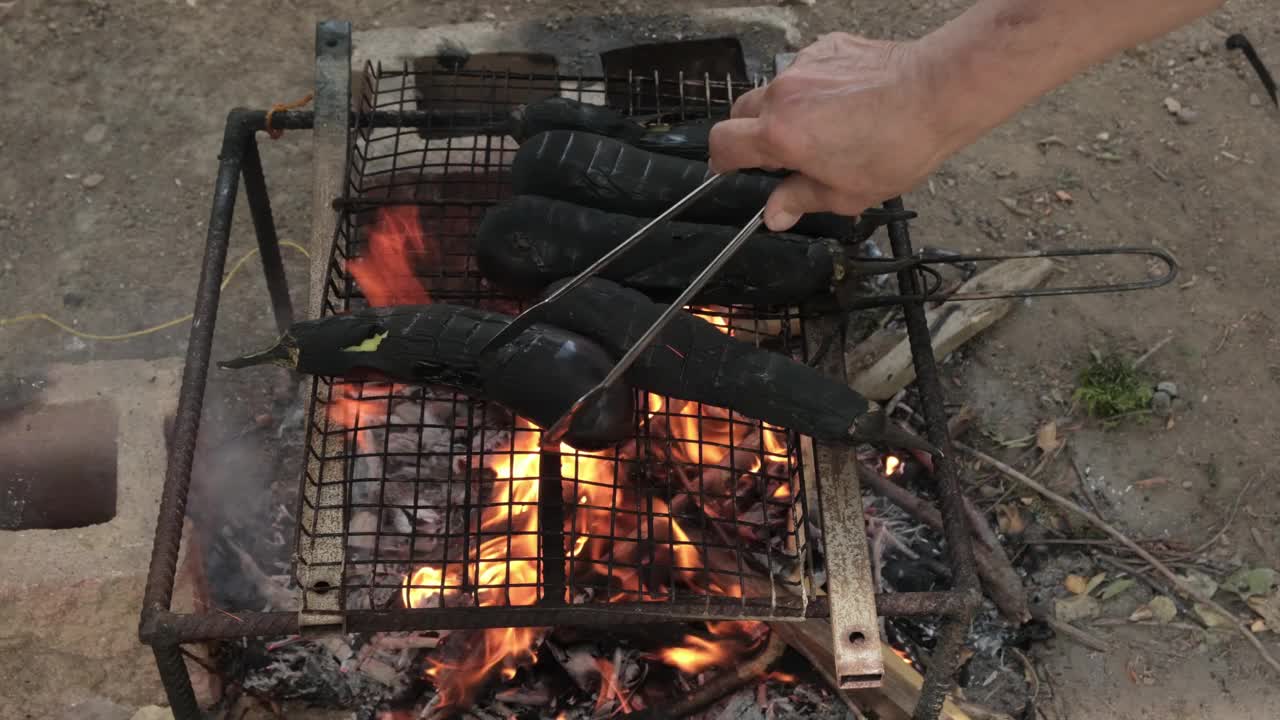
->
[139,19,982,720]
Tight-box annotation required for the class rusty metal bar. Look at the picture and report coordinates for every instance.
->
[140,110,253,619]
[241,134,295,335]
[296,20,353,635]
[805,310,883,689]
[883,196,981,720]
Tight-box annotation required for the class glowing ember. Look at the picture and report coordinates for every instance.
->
[884,455,903,476]
[891,646,914,667]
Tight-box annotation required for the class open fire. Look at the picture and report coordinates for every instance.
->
[325,207,800,713]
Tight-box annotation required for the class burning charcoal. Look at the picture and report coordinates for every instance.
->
[510,130,851,238]
[218,303,636,451]
[475,194,844,306]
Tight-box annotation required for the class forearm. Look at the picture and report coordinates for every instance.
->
[920,0,1225,153]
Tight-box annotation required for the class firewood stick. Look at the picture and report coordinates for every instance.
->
[956,441,1280,676]
[632,631,787,719]
[850,258,1055,400]
[857,464,1030,623]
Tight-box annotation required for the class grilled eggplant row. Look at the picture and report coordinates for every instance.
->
[475,194,843,305]
[219,282,935,454]
[510,129,852,239]
[218,304,635,451]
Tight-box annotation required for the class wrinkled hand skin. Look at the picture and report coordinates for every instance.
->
[709,33,949,232]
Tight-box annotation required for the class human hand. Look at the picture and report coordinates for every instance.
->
[709,32,959,232]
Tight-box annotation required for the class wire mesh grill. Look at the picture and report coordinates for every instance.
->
[295,62,821,624]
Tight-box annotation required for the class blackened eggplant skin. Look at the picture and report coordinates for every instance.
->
[511,97,715,160]
[509,97,647,144]
[219,305,635,451]
[533,277,871,444]
[510,130,852,239]
[475,194,840,305]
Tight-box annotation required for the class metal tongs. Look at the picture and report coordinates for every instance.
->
[477,172,758,447]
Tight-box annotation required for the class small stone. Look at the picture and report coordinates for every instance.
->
[1198,39,1213,55]
[82,173,104,188]
[1151,390,1174,417]
[1163,97,1182,114]
[1182,480,1194,489]
[1250,93,1263,107]
[83,123,108,144]
[1176,107,1199,124]
[1096,131,1111,141]
[1156,381,1179,397]
[254,412,274,429]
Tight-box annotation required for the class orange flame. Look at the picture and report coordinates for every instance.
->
[690,305,734,336]
[335,207,801,711]
[658,620,768,674]
[348,205,432,306]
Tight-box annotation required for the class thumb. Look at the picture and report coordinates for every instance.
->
[764,174,840,232]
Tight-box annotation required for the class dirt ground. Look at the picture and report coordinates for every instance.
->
[1,1,1277,719]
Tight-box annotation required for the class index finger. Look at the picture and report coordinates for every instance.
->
[708,117,776,173]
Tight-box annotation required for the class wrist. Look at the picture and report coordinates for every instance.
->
[903,29,1009,164]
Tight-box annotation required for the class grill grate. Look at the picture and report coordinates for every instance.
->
[294,62,822,624]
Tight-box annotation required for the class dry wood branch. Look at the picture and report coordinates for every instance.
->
[850,258,1055,400]
[1188,472,1260,556]
[1037,615,1112,653]
[635,631,787,719]
[956,442,1280,676]
[857,464,1030,622]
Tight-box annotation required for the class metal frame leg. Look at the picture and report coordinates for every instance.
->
[241,135,295,335]
[153,644,202,720]
[884,197,981,720]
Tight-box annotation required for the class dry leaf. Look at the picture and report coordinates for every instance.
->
[1223,567,1277,600]
[1065,574,1090,595]
[1054,190,1074,203]
[1150,595,1178,624]
[995,503,1027,535]
[1194,603,1232,628]
[1247,593,1280,632]
[1099,578,1136,600]
[1056,594,1101,623]
[1135,477,1169,489]
[1129,606,1154,622]
[1180,570,1218,600]
[1086,572,1108,594]
[1037,421,1062,453]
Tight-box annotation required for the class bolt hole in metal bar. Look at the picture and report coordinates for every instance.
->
[292,62,819,624]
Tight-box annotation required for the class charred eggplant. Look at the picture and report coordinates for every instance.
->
[510,129,851,239]
[509,97,713,160]
[475,195,842,305]
[219,304,636,451]
[532,277,933,452]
